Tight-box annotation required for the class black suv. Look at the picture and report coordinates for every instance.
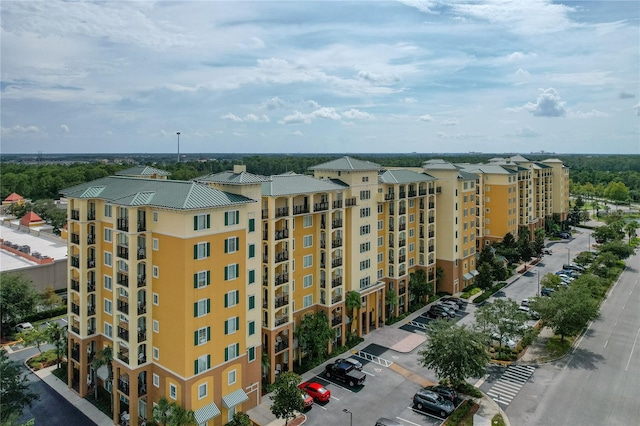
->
[428,305,456,318]
[413,389,455,417]
[424,385,458,402]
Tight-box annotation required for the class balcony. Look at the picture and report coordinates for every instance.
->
[293,205,309,215]
[399,208,406,215]
[429,231,435,238]
[331,295,343,304]
[314,202,328,212]
[137,275,146,288]
[71,256,80,268]
[118,327,129,342]
[428,217,435,224]
[275,228,289,240]
[428,245,435,252]
[388,257,395,264]
[117,299,129,315]
[275,316,289,327]
[274,296,289,308]
[117,273,129,287]
[138,354,147,366]
[275,251,289,263]
[385,193,395,201]
[87,258,96,268]
[87,305,96,316]
[332,219,343,228]
[117,377,130,395]
[275,274,289,286]
[399,223,406,231]
[87,234,96,245]
[428,202,435,209]
[275,207,289,218]
[333,200,342,209]
[71,325,80,334]
[332,239,342,248]
[419,246,425,253]
[331,277,342,288]
[399,192,406,199]
[71,210,80,221]
[137,247,146,260]
[117,245,129,259]
[87,210,96,221]
[419,189,427,196]
[320,279,326,288]
[137,220,146,232]
[262,320,269,328]
[399,255,406,263]
[71,303,80,315]
[331,257,343,268]
[409,191,417,197]
[275,339,289,353]
[388,240,395,248]
[399,287,406,295]
[71,347,80,362]
[71,279,80,292]
[88,328,96,336]
[332,316,342,326]
[320,240,326,249]
[117,218,129,232]
[399,239,406,247]
[345,197,356,207]
[71,233,80,244]
[389,224,395,231]
[137,302,147,315]
[138,329,147,342]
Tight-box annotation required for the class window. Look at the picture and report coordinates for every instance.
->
[169,384,177,400]
[152,238,159,251]
[360,225,371,235]
[153,320,159,333]
[464,195,468,202]
[228,406,236,423]
[303,255,313,268]
[248,295,255,310]
[225,264,239,280]
[224,237,239,253]
[225,210,239,226]
[195,327,210,345]
[378,269,383,279]
[224,290,239,307]
[360,242,371,253]
[104,322,112,337]
[360,259,371,270]
[359,190,371,200]
[194,271,210,288]
[104,228,112,243]
[409,243,415,252]
[228,370,237,385]
[303,235,313,248]
[360,207,371,218]
[303,294,313,308]
[248,269,255,284]
[195,354,210,374]
[303,215,313,228]
[409,257,415,266]
[248,244,255,259]
[153,211,159,222]
[104,204,112,218]
[117,260,127,273]
[104,252,112,267]
[194,242,210,259]
[362,176,369,182]
[104,299,112,314]
[303,275,313,288]
[225,317,239,335]
[248,218,255,232]
[225,343,239,361]
[153,266,159,278]
[248,320,255,336]
[194,299,211,317]
[378,205,384,213]
[378,220,383,230]
[409,229,414,237]
[198,383,207,399]
[409,214,415,223]
[378,236,383,247]
[378,252,383,262]
[360,276,371,288]
[104,275,112,291]
[153,347,159,360]
[152,293,159,305]
[153,374,159,388]
[248,346,256,362]
[194,214,210,230]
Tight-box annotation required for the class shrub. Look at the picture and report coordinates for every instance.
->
[454,382,483,398]
[445,400,476,425]
[22,306,66,323]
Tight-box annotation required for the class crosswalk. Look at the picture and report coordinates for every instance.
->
[486,364,536,406]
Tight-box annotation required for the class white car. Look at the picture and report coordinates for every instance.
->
[15,322,34,333]
[437,301,459,311]
[491,334,516,349]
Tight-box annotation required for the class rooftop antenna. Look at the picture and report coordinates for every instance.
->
[176,132,181,163]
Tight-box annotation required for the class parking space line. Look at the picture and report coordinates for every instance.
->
[313,403,327,410]
[330,395,340,401]
[396,416,422,426]
[408,407,445,421]
[314,375,355,393]
[361,370,375,376]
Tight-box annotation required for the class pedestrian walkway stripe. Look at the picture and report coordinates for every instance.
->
[407,320,429,330]
[486,364,536,406]
[353,351,394,367]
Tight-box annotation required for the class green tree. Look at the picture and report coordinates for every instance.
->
[599,240,635,259]
[0,349,39,423]
[17,327,47,353]
[592,225,618,244]
[532,286,599,341]
[226,412,252,426]
[409,269,431,304]
[152,396,174,426]
[435,267,445,288]
[344,291,362,334]
[417,320,489,387]
[532,229,546,257]
[0,273,40,327]
[386,289,398,320]
[517,227,534,262]
[474,299,528,351]
[91,346,114,409]
[294,311,334,364]
[6,201,31,219]
[540,273,562,290]
[475,263,494,291]
[261,350,271,384]
[604,181,630,203]
[624,220,639,243]
[168,404,196,426]
[41,286,63,311]
[45,322,67,369]
[270,371,304,426]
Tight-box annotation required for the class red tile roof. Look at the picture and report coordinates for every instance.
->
[4,192,23,202]
[20,211,44,226]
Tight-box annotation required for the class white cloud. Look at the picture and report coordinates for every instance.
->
[342,109,372,120]
[279,107,341,125]
[292,130,304,137]
[440,118,459,126]
[436,132,482,139]
[262,97,287,110]
[312,107,341,120]
[220,113,243,122]
[402,97,417,103]
[1,125,45,136]
[547,71,615,86]
[357,70,400,85]
[523,88,567,117]
[419,114,434,122]
[306,100,321,109]
[244,114,270,122]
[515,68,530,77]
[571,109,609,119]
[60,124,69,133]
[237,36,265,50]
[513,126,540,137]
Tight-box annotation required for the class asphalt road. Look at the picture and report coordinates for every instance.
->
[506,246,640,425]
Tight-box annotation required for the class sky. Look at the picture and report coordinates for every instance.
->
[1,0,639,155]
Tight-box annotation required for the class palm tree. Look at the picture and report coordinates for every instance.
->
[344,291,362,334]
[45,322,66,369]
[153,397,173,426]
[91,346,114,410]
[386,289,398,320]
[261,349,270,384]
[169,404,196,426]
[625,220,639,244]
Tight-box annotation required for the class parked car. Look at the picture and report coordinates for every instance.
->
[542,248,553,255]
[440,296,465,308]
[424,385,458,402]
[437,300,459,311]
[299,381,331,403]
[424,309,450,320]
[491,334,517,349]
[335,357,363,371]
[556,232,571,239]
[563,263,586,272]
[429,304,456,318]
[15,322,34,333]
[301,392,313,409]
[557,269,579,277]
[375,418,404,426]
[412,389,455,417]
[557,274,574,283]
[520,299,530,308]
[325,361,366,387]
[541,287,555,297]
[518,305,540,319]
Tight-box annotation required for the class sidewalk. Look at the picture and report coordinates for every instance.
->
[34,365,114,426]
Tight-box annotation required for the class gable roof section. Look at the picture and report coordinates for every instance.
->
[4,192,24,202]
[308,156,382,171]
[62,176,254,210]
[195,170,270,185]
[378,169,436,184]
[262,174,346,196]
[115,166,171,177]
[20,211,43,226]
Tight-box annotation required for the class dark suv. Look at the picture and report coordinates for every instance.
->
[428,305,456,318]
[424,385,458,402]
[413,389,455,417]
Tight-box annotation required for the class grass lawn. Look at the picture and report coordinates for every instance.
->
[541,335,575,361]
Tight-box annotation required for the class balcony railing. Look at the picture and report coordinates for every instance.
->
[275,316,289,327]
[399,192,406,199]
[429,202,435,209]
[275,207,289,218]
[137,275,146,288]
[138,329,147,342]
[333,200,342,209]
[87,234,96,245]
[118,327,129,341]
[71,303,80,315]
[87,258,96,268]
[293,205,309,215]
[137,302,147,315]
[428,245,435,252]
[117,245,129,259]
[385,193,395,201]
[332,316,342,326]
[332,239,342,248]
[345,197,356,207]
[332,257,343,268]
[137,247,146,260]
[331,277,342,288]
[117,300,129,314]
[117,218,129,232]
[389,257,395,264]
[399,239,406,247]
[399,255,406,263]
[408,191,417,197]
[71,210,80,221]
[332,295,343,304]
[71,233,80,244]
[275,274,289,286]
[71,348,80,362]
[320,279,326,288]
[275,251,289,263]
[419,189,427,196]
[71,256,80,268]
[262,209,269,219]
[137,220,146,232]
[274,296,289,308]
[117,273,129,287]
[138,354,147,366]
[332,219,342,228]
[87,210,96,221]
[314,202,328,212]
[87,305,96,316]
[399,223,406,231]
[71,325,80,334]
[275,229,289,240]
[71,279,80,292]
[429,231,435,238]
[399,208,406,215]
[428,217,435,223]
[275,339,289,353]
[117,377,130,394]
[320,240,326,249]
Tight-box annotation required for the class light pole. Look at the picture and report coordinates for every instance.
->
[537,269,540,296]
[176,131,181,163]
[343,408,352,426]
[567,248,570,265]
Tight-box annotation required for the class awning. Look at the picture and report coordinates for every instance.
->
[96,365,109,381]
[471,270,479,276]
[194,402,221,423]
[463,273,474,280]
[222,389,249,408]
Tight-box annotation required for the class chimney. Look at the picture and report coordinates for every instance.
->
[233,165,247,174]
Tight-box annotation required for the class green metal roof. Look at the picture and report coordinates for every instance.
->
[262,174,346,196]
[378,169,436,184]
[194,402,221,423]
[115,166,171,177]
[222,389,249,408]
[308,156,382,171]
[62,176,255,210]
[195,170,270,185]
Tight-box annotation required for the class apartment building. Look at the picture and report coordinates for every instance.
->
[62,169,262,426]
